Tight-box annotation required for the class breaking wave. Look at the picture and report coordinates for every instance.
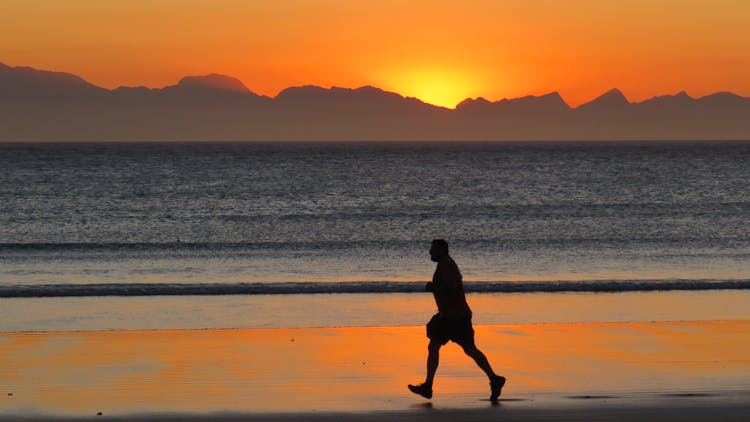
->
[2,279,750,298]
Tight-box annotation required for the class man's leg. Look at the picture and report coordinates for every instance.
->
[462,344,506,401]
[462,344,495,379]
[425,339,442,386]
[408,339,442,399]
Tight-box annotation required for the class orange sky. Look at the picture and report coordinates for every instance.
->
[2,0,749,108]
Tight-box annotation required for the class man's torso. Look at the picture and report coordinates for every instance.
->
[432,256,472,319]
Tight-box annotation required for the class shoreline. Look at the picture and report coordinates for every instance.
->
[4,290,750,333]
[2,321,750,419]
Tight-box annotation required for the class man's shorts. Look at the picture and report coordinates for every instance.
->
[426,313,475,348]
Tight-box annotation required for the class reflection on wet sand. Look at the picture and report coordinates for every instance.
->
[1,321,750,417]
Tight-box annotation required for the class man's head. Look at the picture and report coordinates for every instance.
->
[430,239,449,262]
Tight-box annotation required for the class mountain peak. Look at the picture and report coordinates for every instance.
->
[509,92,570,110]
[544,91,569,106]
[455,92,569,113]
[600,88,628,101]
[641,90,696,106]
[275,84,409,105]
[275,85,328,100]
[0,62,107,99]
[455,97,491,110]
[701,91,741,100]
[177,73,250,93]
[578,88,630,110]
[0,62,98,88]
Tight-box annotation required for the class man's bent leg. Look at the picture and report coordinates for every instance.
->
[462,344,506,401]
[462,344,496,379]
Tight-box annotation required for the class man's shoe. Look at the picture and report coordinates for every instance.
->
[408,383,433,399]
[490,375,506,402]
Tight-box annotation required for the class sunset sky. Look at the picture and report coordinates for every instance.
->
[2,0,749,108]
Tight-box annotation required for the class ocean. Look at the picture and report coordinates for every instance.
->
[2,141,750,331]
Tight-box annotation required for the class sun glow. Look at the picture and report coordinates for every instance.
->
[381,68,486,109]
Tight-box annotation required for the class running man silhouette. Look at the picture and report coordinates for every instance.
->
[408,239,506,401]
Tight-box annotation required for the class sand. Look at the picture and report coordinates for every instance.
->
[2,321,750,420]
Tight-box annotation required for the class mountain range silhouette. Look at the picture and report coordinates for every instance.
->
[1,62,749,141]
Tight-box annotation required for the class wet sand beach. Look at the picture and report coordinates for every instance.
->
[2,321,750,420]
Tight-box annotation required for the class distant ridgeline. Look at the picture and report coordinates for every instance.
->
[2,62,750,141]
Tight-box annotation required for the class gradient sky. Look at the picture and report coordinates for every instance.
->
[2,0,749,108]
